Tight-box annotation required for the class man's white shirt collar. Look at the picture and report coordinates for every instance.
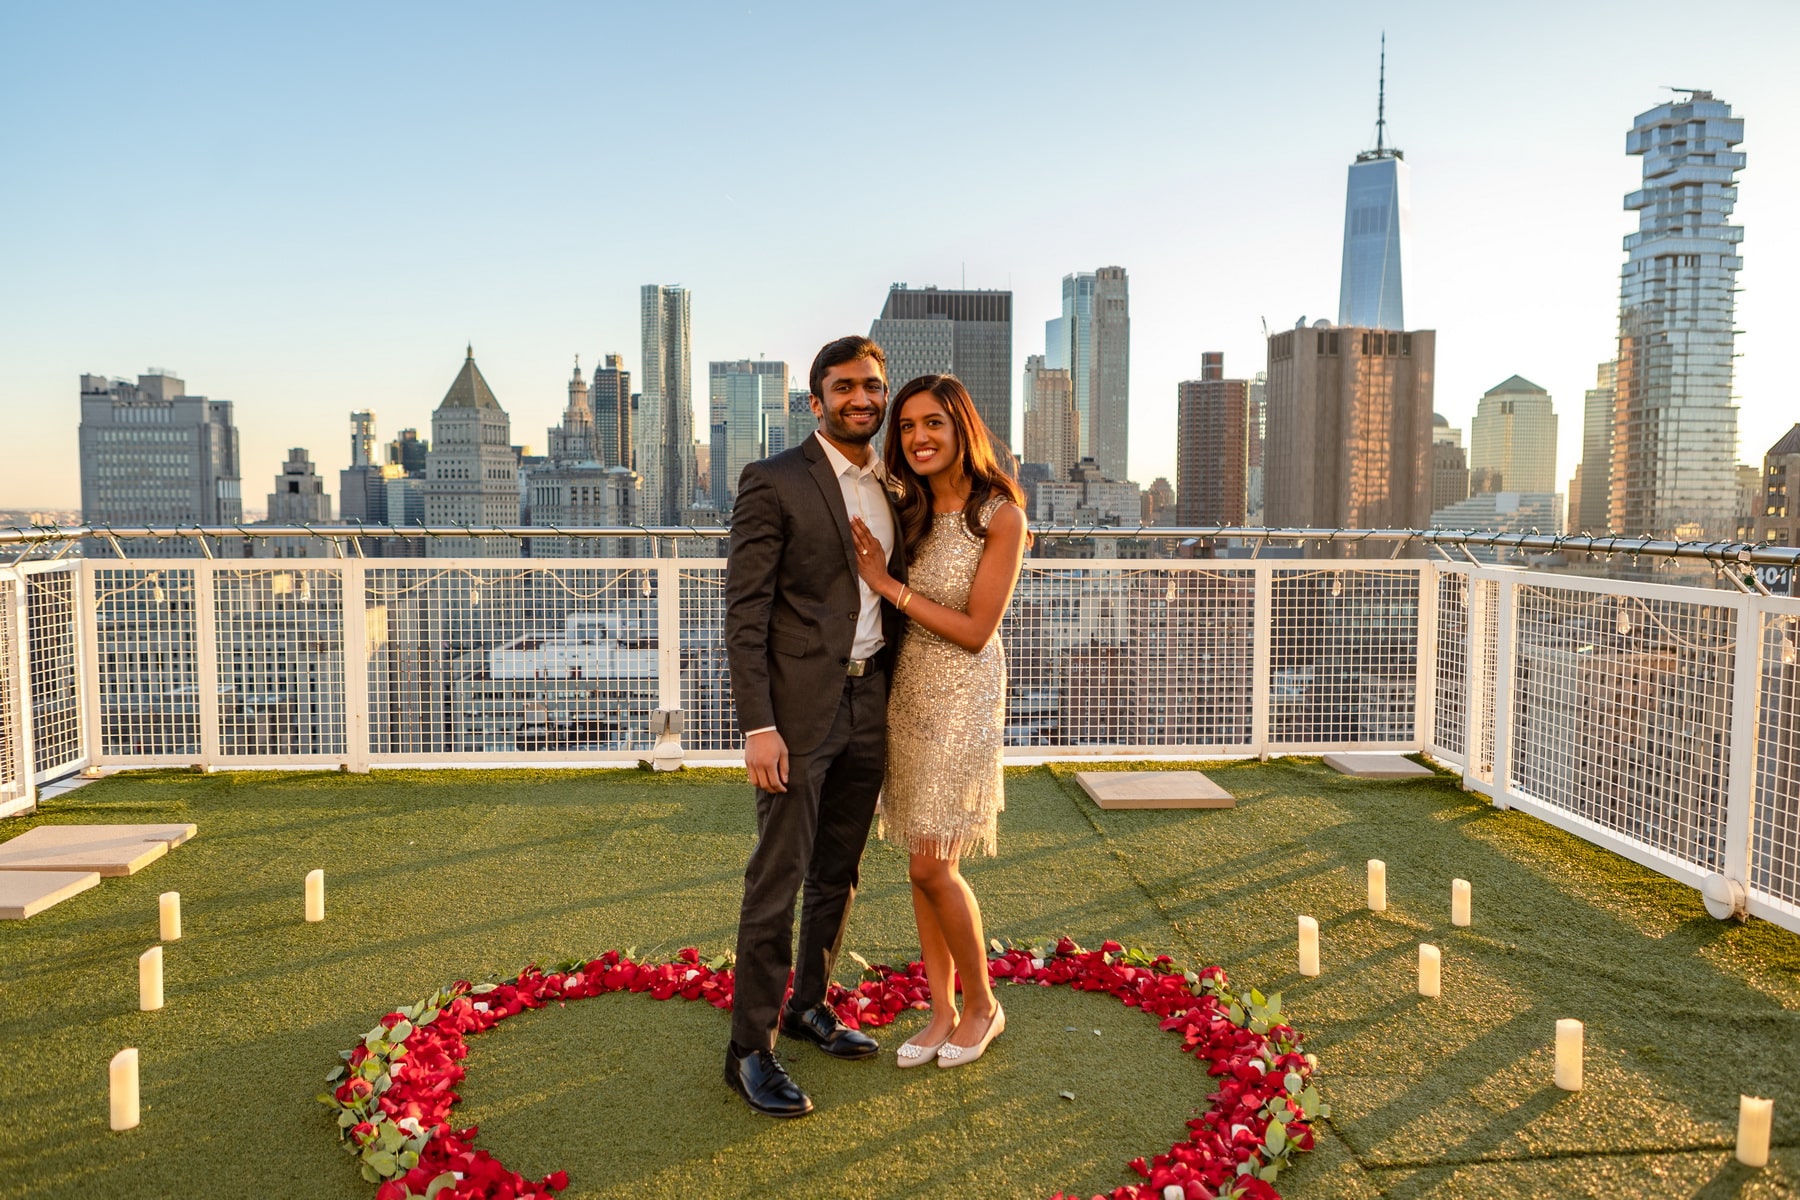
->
[814,430,886,482]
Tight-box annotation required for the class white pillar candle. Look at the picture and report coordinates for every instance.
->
[1451,878,1472,927]
[158,891,181,941]
[110,1048,140,1130]
[138,946,163,1011]
[304,870,325,923]
[1737,1096,1773,1168]
[1418,943,1441,998]
[1297,915,1320,977]
[1554,1019,1583,1090]
[1368,860,1387,912]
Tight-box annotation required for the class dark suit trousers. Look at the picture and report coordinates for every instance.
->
[730,668,887,1050]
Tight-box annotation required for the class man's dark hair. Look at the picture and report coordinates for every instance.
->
[809,336,887,399]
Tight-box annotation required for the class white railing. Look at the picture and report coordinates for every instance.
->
[0,538,1796,937]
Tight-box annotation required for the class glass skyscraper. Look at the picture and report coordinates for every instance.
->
[1337,44,1409,330]
[638,284,695,524]
[1608,91,1745,540]
[1044,267,1129,482]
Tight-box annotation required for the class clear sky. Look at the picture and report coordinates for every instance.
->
[3,1,1796,514]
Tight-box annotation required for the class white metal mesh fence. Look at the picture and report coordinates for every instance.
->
[25,566,83,779]
[1751,609,1800,910]
[1508,582,1737,872]
[363,564,658,758]
[93,568,201,758]
[1472,578,1499,783]
[214,569,347,758]
[0,578,20,801]
[679,568,736,752]
[1432,570,1469,761]
[21,552,1800,937]
[1268,567,1420,747]
[1003,565,1256,749]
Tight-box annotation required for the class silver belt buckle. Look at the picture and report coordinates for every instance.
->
[845,657,868,677]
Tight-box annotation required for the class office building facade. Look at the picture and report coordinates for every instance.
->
[1470,376,1558,496]
[1265,324,1435,534]
[1756,425,1800,549]
[1022,355,1078,478]
[548,360,596,464]
[1338,44,1409,330]
[1045,267,1130,481]
[1246,372,1267,525]
[259,448,332,557]
[78,370,242,556]
[870,285,1013,453]
[1431,415,1470,516]
[707,360,788,509]
[1568,361,1616,534]
[589,354,632,469]
[425,347,518,556]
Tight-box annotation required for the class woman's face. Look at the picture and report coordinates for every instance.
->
[897,392,960,479]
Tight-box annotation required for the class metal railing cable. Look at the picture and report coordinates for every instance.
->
[2,523,1797,568]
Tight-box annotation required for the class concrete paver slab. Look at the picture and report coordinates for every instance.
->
[3,822,196,848]
[0,828,174,876]
[1075,770,1236,810]
[0,870,101,919]
[1323,753,1434,779]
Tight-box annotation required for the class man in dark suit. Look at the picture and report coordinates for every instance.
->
[722,335,906,1117]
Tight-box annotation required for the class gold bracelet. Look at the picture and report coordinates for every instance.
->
[898,586,914,613]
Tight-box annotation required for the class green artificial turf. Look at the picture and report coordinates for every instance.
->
[0,760,1796,1199]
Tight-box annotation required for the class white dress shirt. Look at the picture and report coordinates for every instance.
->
[814,430,896,661]
[743,433,896,741]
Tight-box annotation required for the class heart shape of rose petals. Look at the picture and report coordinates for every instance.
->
[321,940,1322,1200]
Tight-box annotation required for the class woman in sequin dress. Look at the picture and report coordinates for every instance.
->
[848,374,1028,1069]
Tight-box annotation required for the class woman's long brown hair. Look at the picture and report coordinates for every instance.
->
[881,374,1028,558]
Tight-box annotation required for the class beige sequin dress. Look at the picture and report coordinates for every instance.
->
[880,496,1007,859]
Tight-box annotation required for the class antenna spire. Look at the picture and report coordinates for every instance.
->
[1376,32,1387,153]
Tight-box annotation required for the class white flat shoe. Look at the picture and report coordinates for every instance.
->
[936,1004,1004,1068]
[896,1023,957,1069]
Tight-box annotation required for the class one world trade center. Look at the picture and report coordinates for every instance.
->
[1338,37,1409,330]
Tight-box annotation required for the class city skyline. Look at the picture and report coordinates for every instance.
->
[4,4,1798,513]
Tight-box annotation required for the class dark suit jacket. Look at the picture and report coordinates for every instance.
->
[724,435,906,757]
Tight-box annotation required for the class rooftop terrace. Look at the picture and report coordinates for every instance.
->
[1,761,1796,1199]
[0,530,1797,1196]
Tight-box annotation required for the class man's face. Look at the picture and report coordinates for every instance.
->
[811,357,888,446]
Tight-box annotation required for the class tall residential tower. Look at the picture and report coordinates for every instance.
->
[1176,352,1248,527]
[1608,92,1745,540]
[638,285,695,523]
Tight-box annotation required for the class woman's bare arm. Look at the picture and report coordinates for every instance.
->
[850,503,1027,653]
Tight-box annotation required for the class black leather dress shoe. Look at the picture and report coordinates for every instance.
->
[725,1042,813,1118]
[780,1002,880,1060]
